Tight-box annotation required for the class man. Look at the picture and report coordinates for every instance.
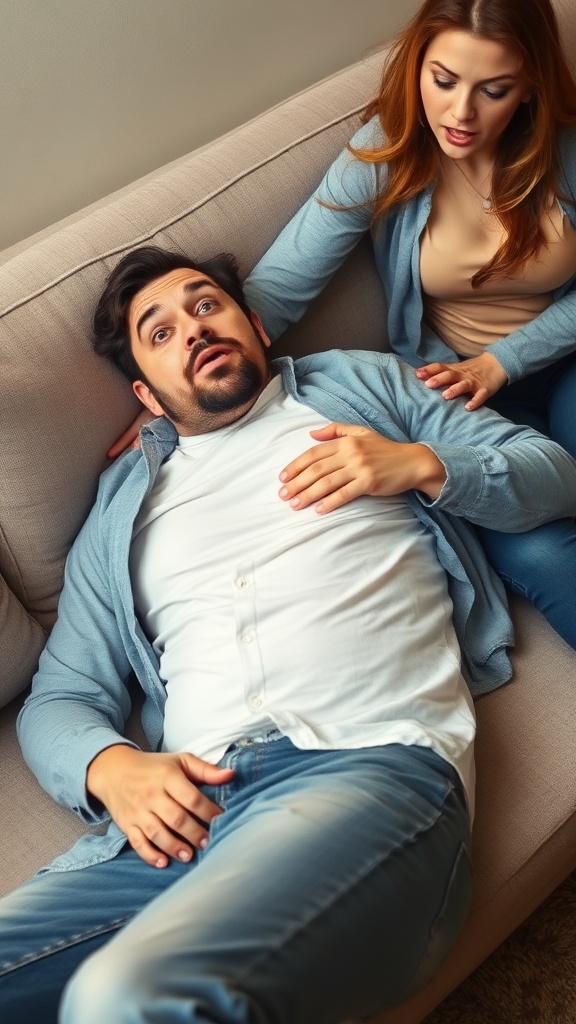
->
[1,246,575,1024]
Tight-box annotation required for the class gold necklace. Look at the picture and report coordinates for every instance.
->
[452,159,493,212]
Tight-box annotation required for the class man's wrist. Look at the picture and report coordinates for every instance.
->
[86,742,137,802]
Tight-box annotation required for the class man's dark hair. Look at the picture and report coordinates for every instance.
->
[93,246,253,383]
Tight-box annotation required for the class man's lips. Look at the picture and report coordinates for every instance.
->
[192,342,237,376]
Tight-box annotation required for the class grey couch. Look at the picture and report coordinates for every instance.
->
[1,5,576,1020]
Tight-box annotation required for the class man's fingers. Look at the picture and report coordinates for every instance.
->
[179,754,235,786]
[128,796,211,867]
[171,756,234,825]
[127,823,174,870]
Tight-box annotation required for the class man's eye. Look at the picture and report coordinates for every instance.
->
[197,299,217,314]
[152,328,170,345]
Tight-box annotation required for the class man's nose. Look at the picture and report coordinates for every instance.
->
[183,318,211,349]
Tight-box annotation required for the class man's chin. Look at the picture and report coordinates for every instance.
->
[196,364,266,416]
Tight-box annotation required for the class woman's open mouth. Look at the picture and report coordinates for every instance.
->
[443,126,477,146]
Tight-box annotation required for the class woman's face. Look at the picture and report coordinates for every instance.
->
[419,30,531,165]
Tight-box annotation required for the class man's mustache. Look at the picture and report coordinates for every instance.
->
[184,338,243,381]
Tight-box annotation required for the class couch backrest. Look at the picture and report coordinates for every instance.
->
[0,52,386,706]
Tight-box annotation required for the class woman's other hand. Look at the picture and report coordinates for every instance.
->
[107,409,156,458]
[278,422,445,512]
[415,352,508,409]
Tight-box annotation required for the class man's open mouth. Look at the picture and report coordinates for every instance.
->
[193,344,235,376]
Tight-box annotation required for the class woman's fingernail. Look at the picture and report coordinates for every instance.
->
[289,497,301,508]
[279,486,288,498]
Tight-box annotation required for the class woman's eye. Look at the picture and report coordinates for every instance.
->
[433,76,455,90]
[483,87,508,100]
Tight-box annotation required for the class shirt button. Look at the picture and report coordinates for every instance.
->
[249,695,263,709]
[241,631,255,644]
[237,576,250,589]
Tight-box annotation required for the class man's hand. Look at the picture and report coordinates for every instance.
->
[278,422,446,513]
[415,352,508,410]
[107,409,156,458]
[86,745,235,868]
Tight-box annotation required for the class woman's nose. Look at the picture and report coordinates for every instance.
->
[451,89,475,123]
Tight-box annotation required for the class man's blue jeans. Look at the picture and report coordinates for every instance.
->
[0,737,472,1024]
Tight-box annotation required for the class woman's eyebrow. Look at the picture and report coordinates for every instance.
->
[429,59,518,84]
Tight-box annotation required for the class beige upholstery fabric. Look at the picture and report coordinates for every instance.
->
[1,7,576,1021]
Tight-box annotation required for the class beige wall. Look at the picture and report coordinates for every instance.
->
[1,0,420,251]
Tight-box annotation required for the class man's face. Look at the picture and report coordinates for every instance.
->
[128,268,272,435]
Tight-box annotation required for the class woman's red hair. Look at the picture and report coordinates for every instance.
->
[356,0,576,285]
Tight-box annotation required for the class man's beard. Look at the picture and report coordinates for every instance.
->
[145,342,269,433]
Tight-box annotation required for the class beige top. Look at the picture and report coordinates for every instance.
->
[420,157,576,355]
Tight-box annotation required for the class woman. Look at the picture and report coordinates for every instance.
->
[240,0,576,650]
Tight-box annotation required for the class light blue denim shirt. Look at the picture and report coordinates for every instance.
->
[244,121,576,383]
[18,352,576,872]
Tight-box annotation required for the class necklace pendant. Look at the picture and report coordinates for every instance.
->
[482,198,492,212]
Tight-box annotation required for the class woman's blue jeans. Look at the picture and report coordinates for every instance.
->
[0,736,472,1024]
[481,351,576,649]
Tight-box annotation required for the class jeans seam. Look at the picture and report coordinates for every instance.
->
[0,915,131,977]
[494,568,530,599]
[230,782,459,992]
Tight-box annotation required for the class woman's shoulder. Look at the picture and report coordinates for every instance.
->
[348,115,386,151]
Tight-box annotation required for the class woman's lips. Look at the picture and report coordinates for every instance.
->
[443,126,477,146]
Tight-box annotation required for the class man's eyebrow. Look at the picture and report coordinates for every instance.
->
[429,60,518,84]
[135,278,218,340]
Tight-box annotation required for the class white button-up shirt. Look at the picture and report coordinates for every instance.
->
[130,377,475,812]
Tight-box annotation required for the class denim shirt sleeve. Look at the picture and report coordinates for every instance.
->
[487,274,576,383]
[384,356,576,528]
[244,119,382,340]
[291,350,576,530]
[17,487,138,826]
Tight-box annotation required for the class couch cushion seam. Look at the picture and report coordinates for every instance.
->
[1,105,365,319]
